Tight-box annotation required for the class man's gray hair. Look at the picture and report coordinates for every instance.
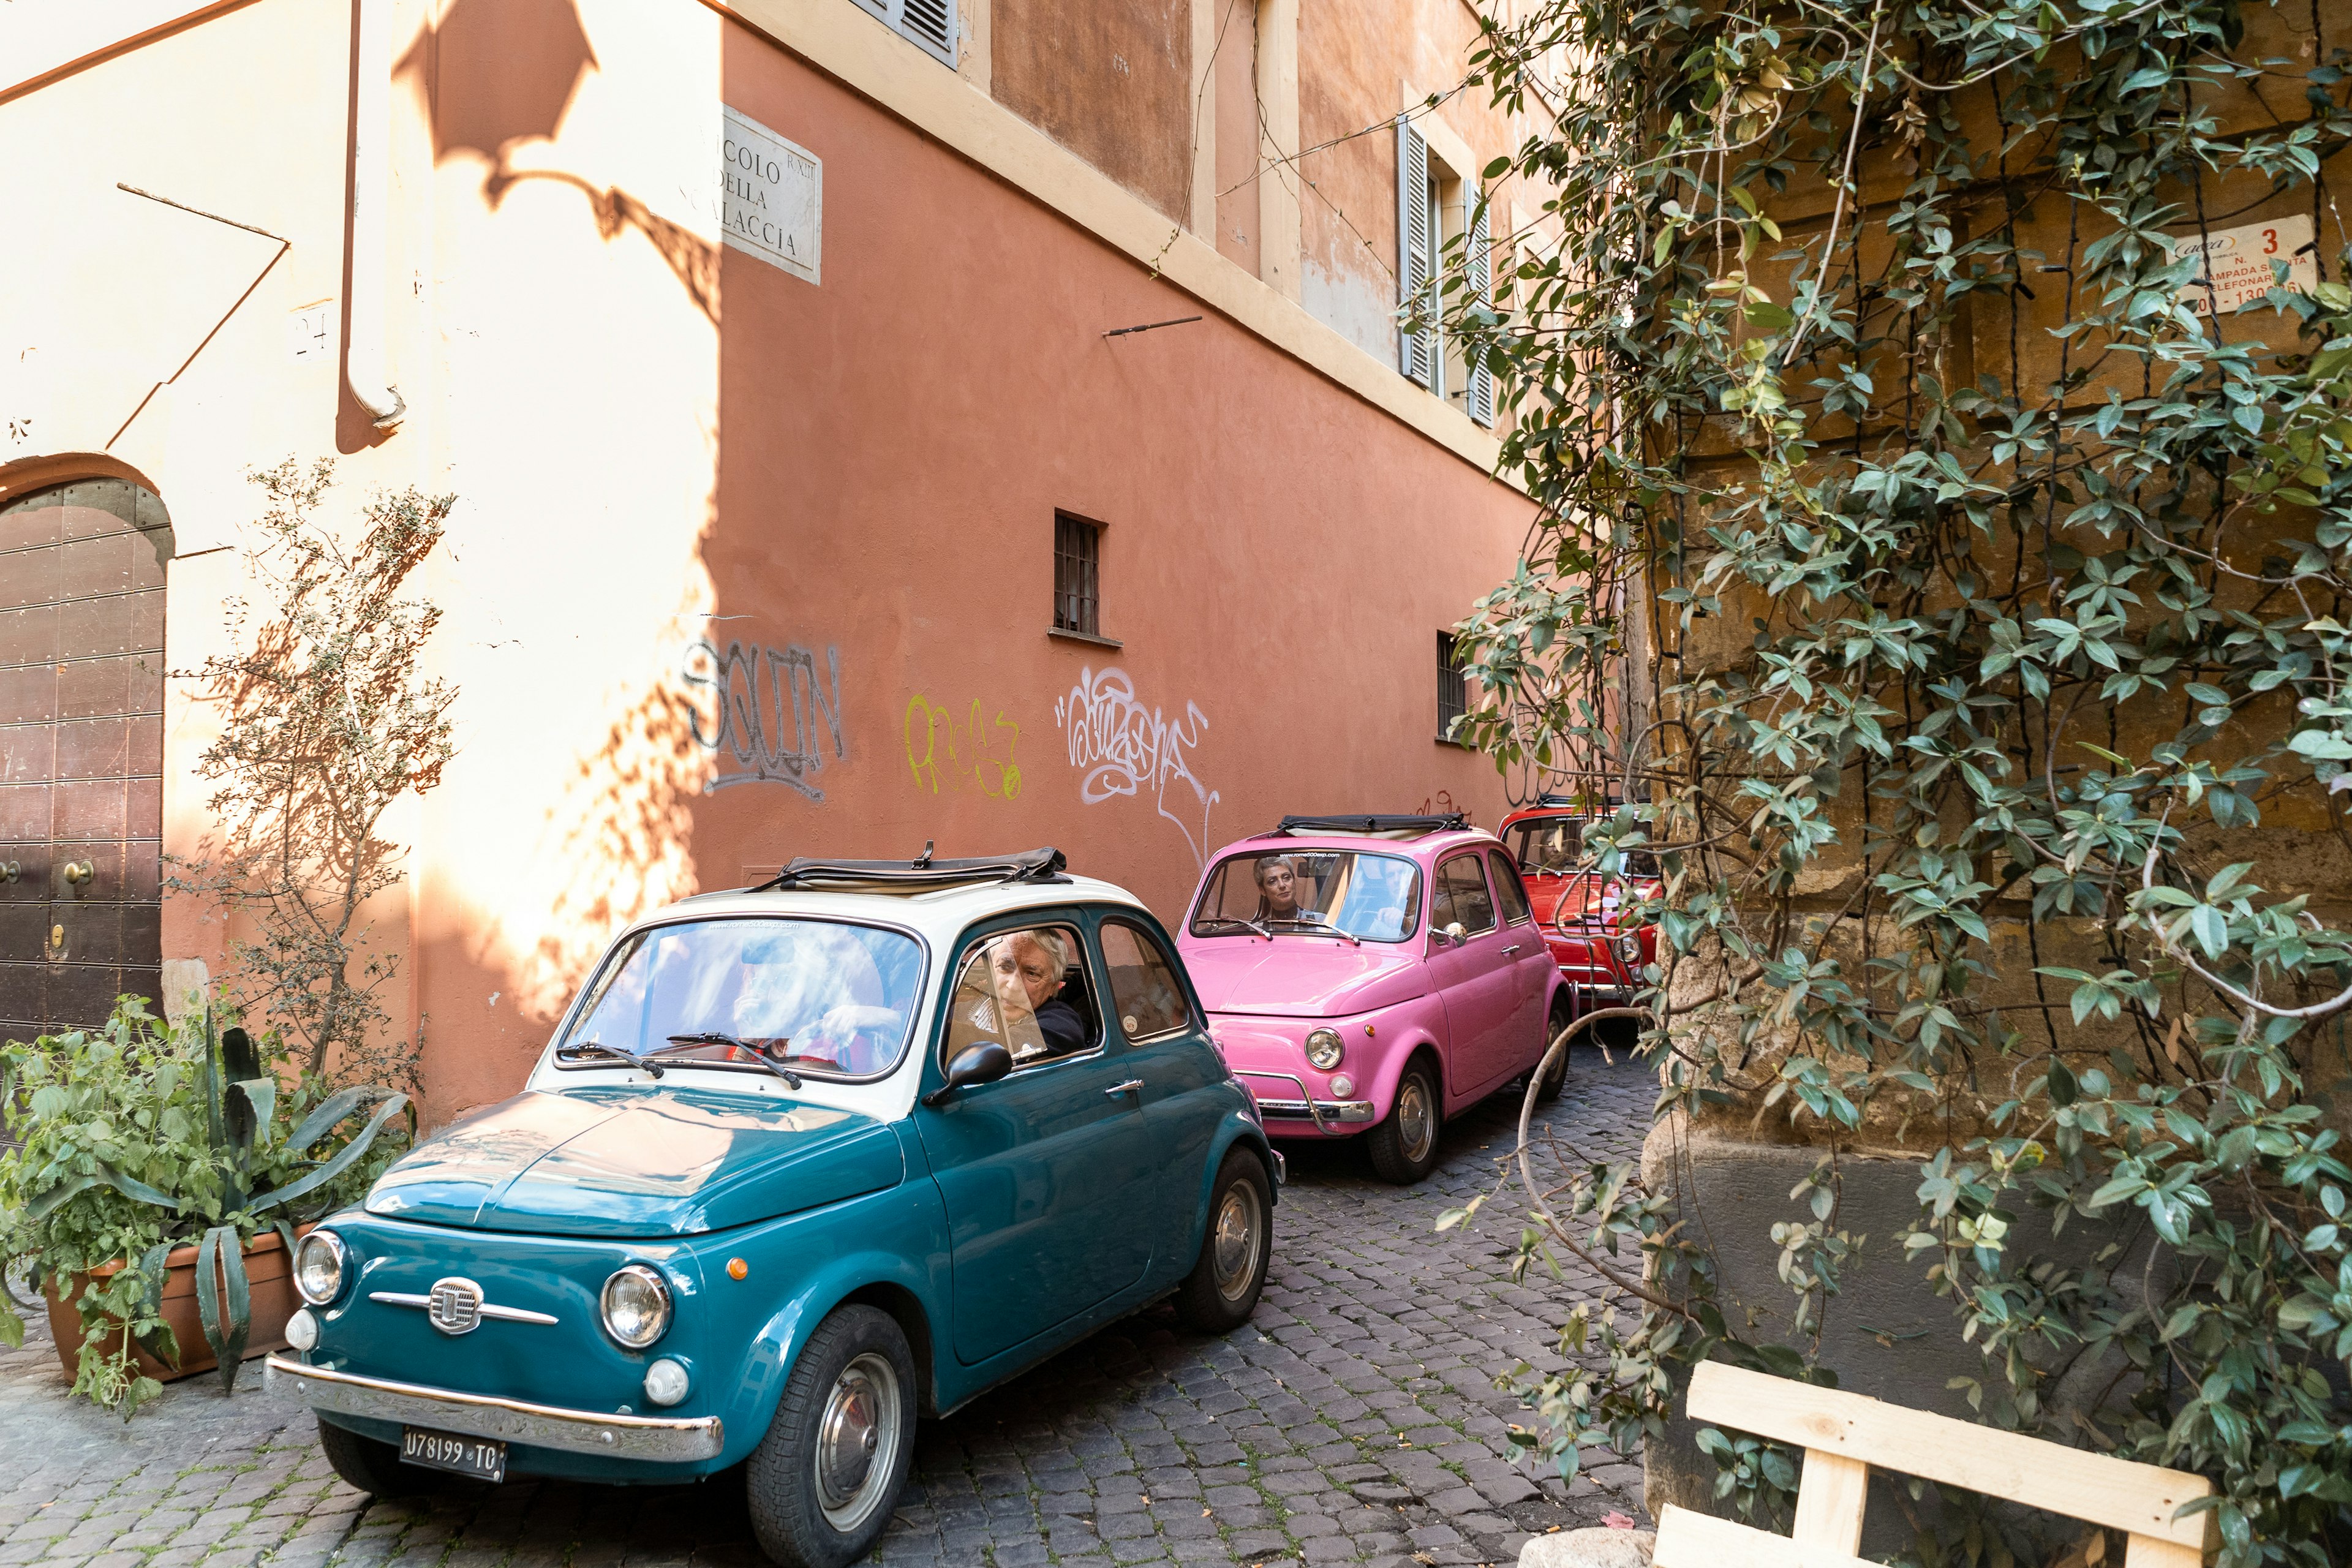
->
[998,927,1070,971]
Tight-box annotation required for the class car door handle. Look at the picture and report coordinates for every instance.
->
[1106,1079,1144,1098]
[1502,944,1521,956]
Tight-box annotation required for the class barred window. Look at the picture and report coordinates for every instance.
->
[1054,514,1102,638]
[1437,631,1466,741]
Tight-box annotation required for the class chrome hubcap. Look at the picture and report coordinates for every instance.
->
[1210,1183,1263,1303]
[815,1353,900,1531]
[1397,1077,1434,1163]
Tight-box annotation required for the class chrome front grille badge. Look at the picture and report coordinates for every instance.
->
[371,1276,559,1334]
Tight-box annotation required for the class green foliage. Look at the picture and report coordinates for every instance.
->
[1438,0,2352,1559]
[167,460,458,1090]
[0,997,407,1417]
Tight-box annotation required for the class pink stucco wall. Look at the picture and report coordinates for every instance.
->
[2,0,1535,1123]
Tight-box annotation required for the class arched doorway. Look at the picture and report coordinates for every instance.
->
[0,477,173,1049]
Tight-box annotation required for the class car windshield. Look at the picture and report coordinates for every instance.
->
[1190,850,1422,943]
[1510,819,1659,878]
[556,918,925,1079]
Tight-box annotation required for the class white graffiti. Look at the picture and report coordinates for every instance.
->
[1054,666,1220,870]
[681,637,846,799]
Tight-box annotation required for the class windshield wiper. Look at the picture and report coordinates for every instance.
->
[1268,919,1360,947]
[1195,916,1272,940]
[554,1041,666,1077]
[663,1033,804,1088]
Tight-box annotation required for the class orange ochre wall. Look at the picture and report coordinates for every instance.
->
[0,0,1534,1123]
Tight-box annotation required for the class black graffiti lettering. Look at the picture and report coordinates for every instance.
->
[684,637,848,799]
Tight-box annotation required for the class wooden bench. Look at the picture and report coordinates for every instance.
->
[1653,1362,2216,1568]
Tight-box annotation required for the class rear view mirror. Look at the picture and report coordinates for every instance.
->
[921,1042,1013,1106]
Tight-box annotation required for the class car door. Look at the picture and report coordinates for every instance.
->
[1097,914,1221,1245]
[912,915,1159,1365]
[1425,852,1521,1095]
[1487,848,1553,1069]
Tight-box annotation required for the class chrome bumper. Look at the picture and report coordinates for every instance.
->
[1231,1069,1374,1133]
[265,1354,725,1463]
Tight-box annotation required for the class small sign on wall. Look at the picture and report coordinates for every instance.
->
[2169,213,2318,314]
[720,106,820,284]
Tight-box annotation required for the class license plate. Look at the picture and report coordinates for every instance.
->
[401,1427,507,1483]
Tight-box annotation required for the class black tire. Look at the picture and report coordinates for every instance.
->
[1535,998,1573,1102]
[746,1305,918,1568]
[1172,1150,1273,1332]
[1365,1058,1442,1184]
[316,1418,441,1498]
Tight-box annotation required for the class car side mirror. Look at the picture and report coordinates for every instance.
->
[921,1042,1013,1107]
[1444,921,1468,944]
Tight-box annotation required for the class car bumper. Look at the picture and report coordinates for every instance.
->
[265,1353,725,1463]
[1230,1069,1376,1134]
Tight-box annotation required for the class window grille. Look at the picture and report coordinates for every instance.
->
[850,0,957,67]
[1055,514,1102,638]
[1437,631,1466,740]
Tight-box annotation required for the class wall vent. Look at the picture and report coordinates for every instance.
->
[851,0,957,67]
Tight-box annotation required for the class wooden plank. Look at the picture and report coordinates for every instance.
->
[1686,1363,2212,1550]
[1792,1450,1869,1553]
[1653,1504,1879,1568]
[2124,1534,2206,1568]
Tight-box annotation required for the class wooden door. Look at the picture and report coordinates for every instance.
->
[0,478,172,1050]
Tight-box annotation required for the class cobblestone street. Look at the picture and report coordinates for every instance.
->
[0,1045,1651,1568]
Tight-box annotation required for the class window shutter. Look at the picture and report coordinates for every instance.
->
[852,0,957,66]
[1396,118,1434,388]
[1466,195,1494,427]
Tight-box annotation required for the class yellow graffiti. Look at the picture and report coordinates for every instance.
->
[905,695,1023,801]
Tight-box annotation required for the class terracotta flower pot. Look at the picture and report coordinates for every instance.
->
[43,1226,307,1383]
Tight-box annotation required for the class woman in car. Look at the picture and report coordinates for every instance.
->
[1253,855,1310,923]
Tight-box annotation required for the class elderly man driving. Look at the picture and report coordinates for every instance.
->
[986,927,1086,1060]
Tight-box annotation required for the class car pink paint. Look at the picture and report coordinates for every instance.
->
[1175,815,1570,1182]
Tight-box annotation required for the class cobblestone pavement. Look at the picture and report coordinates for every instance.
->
[0,1042,1652,1568]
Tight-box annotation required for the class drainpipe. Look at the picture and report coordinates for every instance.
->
[347,0,405,429]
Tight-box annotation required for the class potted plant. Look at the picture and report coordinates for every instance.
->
[0,997,407,1417]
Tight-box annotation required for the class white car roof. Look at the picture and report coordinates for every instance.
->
[616,872,1153,949]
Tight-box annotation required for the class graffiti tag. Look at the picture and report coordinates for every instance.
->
[1054,666,1219,871]
[680,637,846,799]
[904,696,1022,801]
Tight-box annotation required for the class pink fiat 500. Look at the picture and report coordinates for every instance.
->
[1176,815,1572,1183]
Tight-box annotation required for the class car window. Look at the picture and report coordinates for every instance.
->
[941,923,1099,1068]
[1433,854,1498,936]
[1510,817,1584,872]
[1190,850,1422,942]
[1100,921,1192,1041]
[556,918,924,1079]
[1488,851,1534,924]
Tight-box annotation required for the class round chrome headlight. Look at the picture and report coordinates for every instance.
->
[293,1230,347,1306]
[601,1264,673,1349]
[1305,1028,1344,1071]
[1616,932,1644,965]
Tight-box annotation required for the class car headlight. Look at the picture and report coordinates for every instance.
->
[1305,1028,1344,1071]
[1616,932,1643,965]
[293,1230,347,1306]
[601,1264,673,1349]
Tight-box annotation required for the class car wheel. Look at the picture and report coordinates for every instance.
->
[1173,1150,1273,1332]
[315,1418,442,1498]
[1536,998,1572,1103]
[747,1305,918,1568]
[1366,1059,1442,1184]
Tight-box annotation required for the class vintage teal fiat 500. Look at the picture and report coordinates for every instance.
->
[265,850,1278,1568]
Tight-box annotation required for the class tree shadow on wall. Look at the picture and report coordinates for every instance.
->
[396,0,718,323]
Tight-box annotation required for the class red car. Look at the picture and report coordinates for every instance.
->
[1496,797,1661,1009]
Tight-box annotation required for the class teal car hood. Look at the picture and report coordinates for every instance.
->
[363,1087,904,1238]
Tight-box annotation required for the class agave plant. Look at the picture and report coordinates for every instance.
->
[0,998,408,1409]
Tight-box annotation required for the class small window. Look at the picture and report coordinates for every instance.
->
[849,0,957,67]
[942,924,1098,1067]
[1054,513,1102,638]
[1433,854,1496,936]
[1488,851,1534,924]
[1436,631,1466,741]
[1099,921,1192,1041]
